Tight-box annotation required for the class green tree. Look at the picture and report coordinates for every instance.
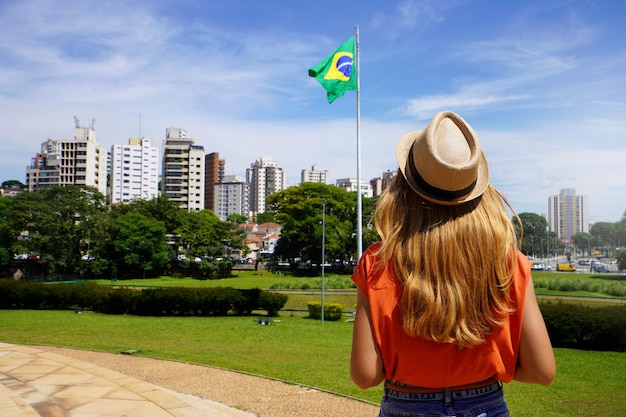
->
[9,185,107,277]
[616,249,626,271]
[0,197,13,275]
[255,212,276,224]
[590,221,617,256]
[227,213,248,225]
[362,194,381,250]
[571,232,594,257]
[614,210,626,253]
[109,212,169,278]
[1,180,26,189]
[117,196,185,235]
[267,183,358,265]
[176,210,244,259]
[514,212,548,258]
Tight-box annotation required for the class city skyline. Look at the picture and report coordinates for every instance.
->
[1,0,625,223]
[20,125,612,230]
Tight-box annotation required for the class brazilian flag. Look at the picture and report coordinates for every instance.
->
[308,36,356,103]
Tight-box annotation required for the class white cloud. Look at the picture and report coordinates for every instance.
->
[1,0,624,223]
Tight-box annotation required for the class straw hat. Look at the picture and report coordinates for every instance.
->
[396,111,489,205]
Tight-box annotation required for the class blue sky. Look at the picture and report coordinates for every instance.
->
[1,0,625,223]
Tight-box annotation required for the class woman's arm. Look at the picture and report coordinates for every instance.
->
[513,277,556,385]
[350,289,385,389]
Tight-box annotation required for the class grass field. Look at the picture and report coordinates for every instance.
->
[2,270,625,415]
[1,310,624,416]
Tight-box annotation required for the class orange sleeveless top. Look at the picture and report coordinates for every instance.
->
[351,242,530,388]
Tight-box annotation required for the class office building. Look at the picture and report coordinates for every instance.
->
[26,119,107,195]
[109,138,159,204]
[301,165,330,184]
[548,188,589,241]
[161,128,205,211]
[246,156,285,215]
[214,175,249,221]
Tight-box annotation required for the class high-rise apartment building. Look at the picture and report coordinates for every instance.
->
[109,138,159,204]
[26,120,107,195]
[301,165,329,184]
[548,188,589,241]
[214,175,250,221]
[246,156,285,215]
[161,128,205,211]
[336,178,373,198]
[204,152,225,213]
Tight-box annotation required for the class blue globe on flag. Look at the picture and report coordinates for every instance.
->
[336,55,353,78]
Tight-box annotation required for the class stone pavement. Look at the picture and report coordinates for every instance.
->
[0,342,255,417]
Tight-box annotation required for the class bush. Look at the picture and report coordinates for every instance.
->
[541,302,626,352]
[0,280,288,318]
[307,302,345,321]
[259,291,288,316]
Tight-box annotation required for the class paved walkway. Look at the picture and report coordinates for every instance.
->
[0,343,254,417]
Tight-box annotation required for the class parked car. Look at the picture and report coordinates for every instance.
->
[531,263,552,271]
[593,263,610,273]
[577,259,590,265]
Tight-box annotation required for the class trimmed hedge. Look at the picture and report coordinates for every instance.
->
[541,302,626,352]
[307,301,345,321]
[0,280,287,317]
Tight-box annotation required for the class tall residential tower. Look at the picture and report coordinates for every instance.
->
[26,119,107,195]
[161,128,205,211]
[204,152,225,213]
[548,188,589,241]
[109,138,159,204]
[246,156,285,215]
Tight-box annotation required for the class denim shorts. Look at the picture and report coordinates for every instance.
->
[378,381,509,417]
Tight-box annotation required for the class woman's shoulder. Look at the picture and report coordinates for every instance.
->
[363,241,382,256]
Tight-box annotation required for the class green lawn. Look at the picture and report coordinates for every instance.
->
[0,310,624,416]
[2,271,624,415]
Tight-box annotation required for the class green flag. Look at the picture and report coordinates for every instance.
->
[308,36,356,103]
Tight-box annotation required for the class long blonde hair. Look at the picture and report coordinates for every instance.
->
[374,171,520,348]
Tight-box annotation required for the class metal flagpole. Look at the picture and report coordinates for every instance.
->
[321,199,326,325]
[355,24,363,260]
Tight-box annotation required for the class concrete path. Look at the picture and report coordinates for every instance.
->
[0,342,254,417]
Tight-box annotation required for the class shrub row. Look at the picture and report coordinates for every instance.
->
[306,302,345,321]
[534,277,626,297]
[541,302,626,352]
[269,277,356,290]
[0,280,288,317]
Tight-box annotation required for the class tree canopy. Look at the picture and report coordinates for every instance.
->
[267,183,359,265]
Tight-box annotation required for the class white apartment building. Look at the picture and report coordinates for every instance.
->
[214,175,250,221]
[26,122,107,195]
[109,138,159,204]
[161,128,205,211]
[301,165,330,184]
[335,178,373,198]
[246,156,285,215]
[548,188,589,241]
